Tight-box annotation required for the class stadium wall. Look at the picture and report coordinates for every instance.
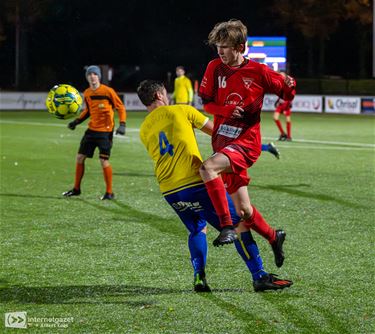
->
[0,92,374,114]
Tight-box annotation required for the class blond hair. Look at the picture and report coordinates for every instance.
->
[208,19,247,49]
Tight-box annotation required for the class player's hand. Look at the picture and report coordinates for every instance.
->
[232,106,244,119]
[280,72,295,88]
[115,122,126,135]
[68,119,79,130]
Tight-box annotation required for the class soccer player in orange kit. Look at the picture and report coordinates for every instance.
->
[63,65,126,200]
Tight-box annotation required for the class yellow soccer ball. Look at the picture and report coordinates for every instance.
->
[46,84,83,119]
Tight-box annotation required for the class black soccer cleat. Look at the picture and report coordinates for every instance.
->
[267,142,280,159]
[271,230,286,268]
[253,273,293,292]
[62,188,81,197]
[213,226,238,247]
[278,134,288,141]
[101,192,115,200]
[194,272,211,293]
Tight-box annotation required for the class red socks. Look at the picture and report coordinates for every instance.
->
[204,177,232,228]
[286,121,292,138]
[74,163,84,190]
[244,206,276,243]
[102,165,113,194]
[275,120,285,135]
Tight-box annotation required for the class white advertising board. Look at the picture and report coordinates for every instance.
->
[123,93,146,111]
[325,96,361,114]
[0,92,47,110]
[262,94,322,112]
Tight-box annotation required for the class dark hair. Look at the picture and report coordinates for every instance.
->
[137,80,165,106]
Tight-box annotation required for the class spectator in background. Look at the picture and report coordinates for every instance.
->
[63,65,126,200]
[274,94,293,141]
[172,66,194,105]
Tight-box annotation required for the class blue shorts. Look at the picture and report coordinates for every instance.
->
[164,184,240,234]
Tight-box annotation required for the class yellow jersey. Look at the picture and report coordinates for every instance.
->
[173,75,194,104]
[140,105,209,195]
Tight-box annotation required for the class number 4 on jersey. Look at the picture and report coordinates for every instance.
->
[159,131,174,156]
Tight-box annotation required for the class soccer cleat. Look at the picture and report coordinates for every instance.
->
[101,192,114,200]
[62,188,81,197]
[194,272,211,292]
[286,137,292,141]
[213,226,238,247]
[267,142,280,159]
[278,134,287,141]
[253,273,293,292]
[271,230,286,268]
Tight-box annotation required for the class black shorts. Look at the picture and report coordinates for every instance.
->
[78,129,113,159]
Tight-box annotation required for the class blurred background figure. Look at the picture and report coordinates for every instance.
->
[274,96,293,141]
[172,66,194,105]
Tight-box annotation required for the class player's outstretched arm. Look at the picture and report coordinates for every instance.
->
[200,119,213,136]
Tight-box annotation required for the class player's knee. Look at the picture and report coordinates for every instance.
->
[237,206,251,220]
[199,160,217,178]
[99,156,110,167]
[76,154,86,164]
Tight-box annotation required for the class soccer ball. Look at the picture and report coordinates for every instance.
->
[46,84,83,119]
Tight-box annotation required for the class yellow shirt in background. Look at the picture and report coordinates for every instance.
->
[173,75,193,104]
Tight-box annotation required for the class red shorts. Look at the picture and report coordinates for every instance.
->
[219,144,260,194]
[275,105,292,116]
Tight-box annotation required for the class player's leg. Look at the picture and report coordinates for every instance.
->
[285,114,292,141]
[274,111,287,140]
[262,143,280,159]
[63,133,94,196]
[199,153,237,246]
[62,153,86,197]
[98,133,114,200]
[99,158,114,200]
[231,187,286,268]
[164,188,211,292]
[198,187,265,279]
[202,189,292,291]
[188,225,211,292]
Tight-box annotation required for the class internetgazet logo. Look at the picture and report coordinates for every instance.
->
[5,311,27,328]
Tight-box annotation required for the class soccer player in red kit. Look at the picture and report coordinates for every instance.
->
[198,19,296,268]
[274,96,293,141]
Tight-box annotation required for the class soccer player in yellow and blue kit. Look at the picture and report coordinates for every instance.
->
[138,80,293,292]
[172,66,193,105]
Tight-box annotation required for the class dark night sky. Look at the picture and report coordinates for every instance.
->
[0,0,372,91]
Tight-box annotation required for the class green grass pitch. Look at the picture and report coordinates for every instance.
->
[0,110,374,333]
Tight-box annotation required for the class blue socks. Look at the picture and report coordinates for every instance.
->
[188,231,208,276]
[234,231,267,281]
[261,144,269,151]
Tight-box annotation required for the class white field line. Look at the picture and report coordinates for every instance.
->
[267,145,374,151]
[195,132,374,149]
[1,119,374,148]
[262,136,375,148]
[0,120,140,132]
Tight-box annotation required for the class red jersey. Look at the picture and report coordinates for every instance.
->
[199,58,296,153]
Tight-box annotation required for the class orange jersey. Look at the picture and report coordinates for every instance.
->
[78,84,126,132]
